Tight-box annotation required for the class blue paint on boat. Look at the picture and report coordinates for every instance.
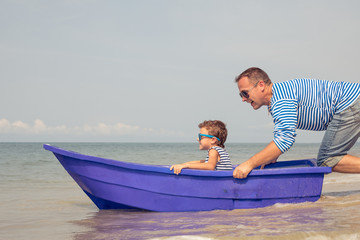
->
[44,144,332,212]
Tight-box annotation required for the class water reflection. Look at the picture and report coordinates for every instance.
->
[71,196,360,240]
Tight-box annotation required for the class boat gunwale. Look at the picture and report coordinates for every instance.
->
[43,144,332,177]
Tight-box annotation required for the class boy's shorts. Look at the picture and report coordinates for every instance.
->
[317,96,360,167]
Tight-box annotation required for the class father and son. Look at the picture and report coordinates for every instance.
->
[170,67,360,178]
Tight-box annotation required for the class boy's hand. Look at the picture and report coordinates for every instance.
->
[170,164,185,175]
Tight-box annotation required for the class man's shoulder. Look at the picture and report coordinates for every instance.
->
[272,80,300,101]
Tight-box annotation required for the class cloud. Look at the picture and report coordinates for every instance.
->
[0,118,167,137]
[0,118,60,134]
[81,122,141,135]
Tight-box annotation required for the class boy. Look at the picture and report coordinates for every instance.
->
[170,120,232,175]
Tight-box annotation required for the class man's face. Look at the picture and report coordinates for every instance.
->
[237,76,262,110]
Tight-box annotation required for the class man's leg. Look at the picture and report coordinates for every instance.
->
[333,154,360,173]
[317,97,360,169]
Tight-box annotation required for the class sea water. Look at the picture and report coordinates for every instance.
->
[1,142,360,240]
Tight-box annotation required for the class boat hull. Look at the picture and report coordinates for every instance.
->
[44,144,331,212]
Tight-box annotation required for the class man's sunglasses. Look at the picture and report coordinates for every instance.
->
[239,81,259,99]
[198,133,221,142]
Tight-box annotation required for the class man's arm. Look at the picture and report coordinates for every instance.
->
[233,141,282,179]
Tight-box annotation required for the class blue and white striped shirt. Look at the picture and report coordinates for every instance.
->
[268,79,360,153]
[205,146,232,170]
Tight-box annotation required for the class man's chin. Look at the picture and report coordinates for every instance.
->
[250,102,258,110]
[251,103,261,110]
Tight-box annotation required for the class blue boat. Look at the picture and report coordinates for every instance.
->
[44,144,332,212]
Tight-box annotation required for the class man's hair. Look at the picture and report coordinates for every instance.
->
[198,120,227,148]
[235,67,272,85]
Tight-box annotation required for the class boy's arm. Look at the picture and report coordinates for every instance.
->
[170,150,219,175]
[184,160,206,164]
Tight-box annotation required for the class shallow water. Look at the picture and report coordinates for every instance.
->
[1,142,360,240]
[71,190,360,240]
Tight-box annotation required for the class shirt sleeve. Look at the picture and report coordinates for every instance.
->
[271,99,298,153]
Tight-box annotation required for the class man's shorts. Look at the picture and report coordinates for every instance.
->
[317,96,360,167]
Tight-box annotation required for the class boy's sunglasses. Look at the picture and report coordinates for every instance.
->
[239,81,259,99]
[198,133,221,142]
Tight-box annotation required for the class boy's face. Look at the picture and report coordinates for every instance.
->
[198,127,215,150]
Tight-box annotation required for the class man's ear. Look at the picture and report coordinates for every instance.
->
[258,80,265,91]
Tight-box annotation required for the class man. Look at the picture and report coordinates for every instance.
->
[233,67,360,179]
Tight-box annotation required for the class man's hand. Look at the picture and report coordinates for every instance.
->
[233,161,255,179]
[260,158,278,169]
[233,141,282,178]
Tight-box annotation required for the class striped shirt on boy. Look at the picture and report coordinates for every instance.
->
[205,146,232,170]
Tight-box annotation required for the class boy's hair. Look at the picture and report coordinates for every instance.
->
[235,67,272,85]
[198,120,227,148]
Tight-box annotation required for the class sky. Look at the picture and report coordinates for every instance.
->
[1,0,360,143]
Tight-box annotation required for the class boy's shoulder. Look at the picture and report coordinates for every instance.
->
[208,146,227,153]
